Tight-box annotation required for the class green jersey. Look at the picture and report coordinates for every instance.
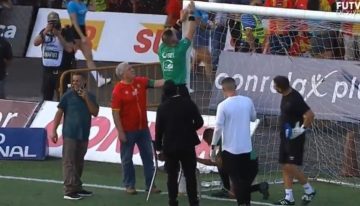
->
[158,38,191,85]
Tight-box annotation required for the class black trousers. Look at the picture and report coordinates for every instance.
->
[164,148,199,206]
[222,151,256,205]
[218,157,259,193]
[42,69,70,101]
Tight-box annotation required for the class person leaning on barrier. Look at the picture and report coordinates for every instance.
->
[34,11,76,101]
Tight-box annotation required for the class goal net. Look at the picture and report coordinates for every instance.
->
[186,1,360,189]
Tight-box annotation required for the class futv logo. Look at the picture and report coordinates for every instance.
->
[336,1,360,12]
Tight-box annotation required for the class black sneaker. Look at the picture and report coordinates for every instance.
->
[77,189,93,197]
[274,198,295,205]
[64,193,83,200]
[301,191,316,205]
[259,182,270,200]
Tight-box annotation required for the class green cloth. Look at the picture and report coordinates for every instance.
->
[148,79,155,88]
[158,38,191,85]
[58,90,98,141]
[250,150,257,160]
[93,0,107,11]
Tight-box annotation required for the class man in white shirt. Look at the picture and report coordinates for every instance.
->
[211,77,257,206]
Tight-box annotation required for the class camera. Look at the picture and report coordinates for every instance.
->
[49,20,61,30]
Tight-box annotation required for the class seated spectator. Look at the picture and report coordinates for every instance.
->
[341,0,360,61]
[288,0,312,57]
[211,0,249,70]
[108,0,132,13]
[263,0,295,55]
[229,0,265,53]
[308,0,342,59]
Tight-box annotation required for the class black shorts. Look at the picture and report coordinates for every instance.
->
[71,25,86,40]
[279,134,306,166]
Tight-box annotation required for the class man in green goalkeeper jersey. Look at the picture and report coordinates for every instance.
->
[158,0,197,99]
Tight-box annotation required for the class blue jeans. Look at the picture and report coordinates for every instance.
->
[211,25,227,71]
[0,79,5,99]
[120,128,155,190]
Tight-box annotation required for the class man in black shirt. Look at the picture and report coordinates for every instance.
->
[34,11,75,101]
[155,80,203,206]
[0,37,13,99]
[273,76,316,206]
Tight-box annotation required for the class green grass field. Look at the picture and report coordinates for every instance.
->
[0,158,359,206]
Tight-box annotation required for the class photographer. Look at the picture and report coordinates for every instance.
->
[34,11,75,101]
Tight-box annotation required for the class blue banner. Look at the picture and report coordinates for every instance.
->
[0,128,48,160]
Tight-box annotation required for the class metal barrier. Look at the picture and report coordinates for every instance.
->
[59,63,163,109]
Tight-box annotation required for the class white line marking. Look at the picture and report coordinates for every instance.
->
[0,175,274,205]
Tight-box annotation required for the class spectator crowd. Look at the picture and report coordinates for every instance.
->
[2,0,360,70]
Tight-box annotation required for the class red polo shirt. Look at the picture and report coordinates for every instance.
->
[111,77,153,132]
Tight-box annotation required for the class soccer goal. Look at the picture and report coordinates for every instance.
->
[184,0,360,188]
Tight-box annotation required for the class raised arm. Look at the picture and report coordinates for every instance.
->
[184,0,197,41]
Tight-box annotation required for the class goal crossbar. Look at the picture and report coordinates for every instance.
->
[184,1,360,23]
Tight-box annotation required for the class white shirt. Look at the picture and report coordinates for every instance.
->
[42,35,64,68]
[212,95,256,155]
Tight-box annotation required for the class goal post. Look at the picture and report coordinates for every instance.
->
[183,0,360,189]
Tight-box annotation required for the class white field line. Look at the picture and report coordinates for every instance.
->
[0,175,274,206]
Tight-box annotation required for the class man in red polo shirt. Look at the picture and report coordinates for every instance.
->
[111,62,164,195]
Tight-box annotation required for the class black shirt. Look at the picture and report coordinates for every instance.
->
[155,96,204,153]
[0,37,12,80]
[280,89,310,129]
